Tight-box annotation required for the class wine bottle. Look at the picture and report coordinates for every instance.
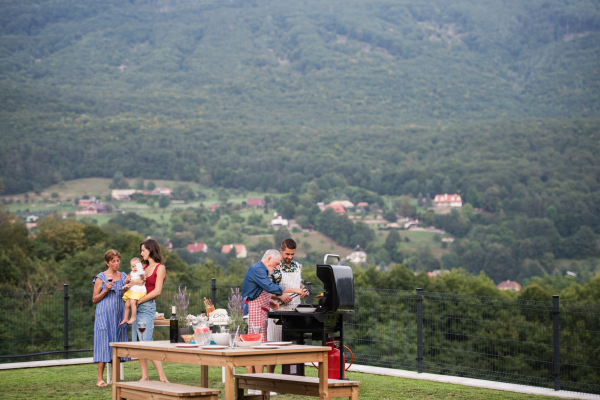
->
[170,305,178,343]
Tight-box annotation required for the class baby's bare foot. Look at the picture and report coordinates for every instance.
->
[119,319,127,326]
[127,317,136,325]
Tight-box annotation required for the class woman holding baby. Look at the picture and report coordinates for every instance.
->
[92,239,168,387]
[130,238,168,383]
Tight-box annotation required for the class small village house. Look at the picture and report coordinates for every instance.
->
[497,280,522,291]
[346,245,367,264]
[187,243,208,253]
[271,214,288,228]
[433,194,463,208]
[246,198,265,208]
[221,244,247,258]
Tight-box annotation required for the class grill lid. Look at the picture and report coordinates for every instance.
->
[316,255,354,313]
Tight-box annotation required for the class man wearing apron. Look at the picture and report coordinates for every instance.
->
[241,249,306,375]
[267,238,309,374]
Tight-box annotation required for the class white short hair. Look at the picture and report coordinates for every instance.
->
[262,249,282,261]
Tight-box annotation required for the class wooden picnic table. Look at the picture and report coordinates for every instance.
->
[109,340,331,400]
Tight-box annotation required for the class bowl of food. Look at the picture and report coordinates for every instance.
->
[212,333,231,346]
[295,304,316,314]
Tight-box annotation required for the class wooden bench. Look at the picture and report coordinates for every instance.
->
[114,381,220,400]
[235,373,360,400]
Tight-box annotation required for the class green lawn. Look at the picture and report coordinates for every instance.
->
[0,362,564,400]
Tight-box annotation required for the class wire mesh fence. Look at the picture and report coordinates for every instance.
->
[1,282,598,395]
[343,288,600,395]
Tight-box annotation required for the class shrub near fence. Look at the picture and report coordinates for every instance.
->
[1,282,599,395]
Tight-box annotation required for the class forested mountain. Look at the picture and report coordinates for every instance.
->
[1,0,600,194]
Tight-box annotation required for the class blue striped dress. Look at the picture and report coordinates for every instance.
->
[93,272,131,363]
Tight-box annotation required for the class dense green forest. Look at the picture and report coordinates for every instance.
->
[0,0,599,287]
[1,0,600,193]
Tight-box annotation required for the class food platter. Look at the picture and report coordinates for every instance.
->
[267,341,293,346]
[201,345,228,349]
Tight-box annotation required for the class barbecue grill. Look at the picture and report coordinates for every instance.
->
[268,254,354,378]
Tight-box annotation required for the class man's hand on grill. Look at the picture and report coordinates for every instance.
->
[279,294,292,304]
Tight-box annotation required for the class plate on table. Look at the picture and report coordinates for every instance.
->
[252,345,279,349]
[267,342,293,346]
[175,344,199,348]
[201,345,228,350]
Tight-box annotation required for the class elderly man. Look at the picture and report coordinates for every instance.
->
[241,249,305,375]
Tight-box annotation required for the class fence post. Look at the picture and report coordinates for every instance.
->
[552,295,560,391]
[211,278,217,308]
[63,284,69,360]
[416,288,423,373]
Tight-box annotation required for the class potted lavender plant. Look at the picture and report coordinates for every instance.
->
[172,286,191,342]
[227,288,247,334]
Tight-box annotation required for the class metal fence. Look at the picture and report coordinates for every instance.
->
[1,283,598,395]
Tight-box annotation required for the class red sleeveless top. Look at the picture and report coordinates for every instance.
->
[144,263,165,294]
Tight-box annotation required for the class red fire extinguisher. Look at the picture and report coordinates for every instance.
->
[319,339,354,379]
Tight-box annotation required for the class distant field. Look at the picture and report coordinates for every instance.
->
[374,229,453,260]
[246,230,354,259]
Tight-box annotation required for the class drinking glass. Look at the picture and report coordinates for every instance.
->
[137,322,147,343]
[229,333,237,348]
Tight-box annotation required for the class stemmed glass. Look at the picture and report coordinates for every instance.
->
[137,322,147,343]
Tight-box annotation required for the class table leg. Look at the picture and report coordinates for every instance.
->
[201,365,209,388]
[224,360,235,400]
[319,355,329,400]
[112,349,121,400]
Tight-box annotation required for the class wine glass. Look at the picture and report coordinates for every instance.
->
[137,322,147,343]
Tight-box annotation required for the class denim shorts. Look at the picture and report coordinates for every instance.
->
[132,299,155,342]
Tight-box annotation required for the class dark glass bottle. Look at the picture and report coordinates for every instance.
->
[170,305,178,343]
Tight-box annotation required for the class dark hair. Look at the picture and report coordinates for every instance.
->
[104,249,121,267]
[280,238,297,250]
[140,238,163,264]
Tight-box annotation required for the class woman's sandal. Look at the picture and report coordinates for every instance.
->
[96,380,108,387]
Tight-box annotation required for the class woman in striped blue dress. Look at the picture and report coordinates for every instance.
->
[92,249,131,387]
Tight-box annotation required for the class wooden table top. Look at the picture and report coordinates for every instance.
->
[110,340,329,356]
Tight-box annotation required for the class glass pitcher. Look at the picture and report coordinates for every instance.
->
[193,314,211,345]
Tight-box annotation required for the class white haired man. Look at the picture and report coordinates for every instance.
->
[241,249,305,375]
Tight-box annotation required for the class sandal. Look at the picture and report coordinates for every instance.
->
[96,380,108,387]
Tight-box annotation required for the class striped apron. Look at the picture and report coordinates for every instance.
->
[267,270,302,342]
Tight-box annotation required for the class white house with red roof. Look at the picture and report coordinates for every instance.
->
[433,194,463,208]
[187,243,208,253]
[221,244,247,258]
[497,280,522,291]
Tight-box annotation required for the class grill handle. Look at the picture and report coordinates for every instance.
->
[323,254,341,265]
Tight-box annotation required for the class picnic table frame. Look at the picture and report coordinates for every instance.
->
[109,340,331,400]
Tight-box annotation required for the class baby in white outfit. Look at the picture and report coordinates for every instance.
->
[120,257,146,325]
